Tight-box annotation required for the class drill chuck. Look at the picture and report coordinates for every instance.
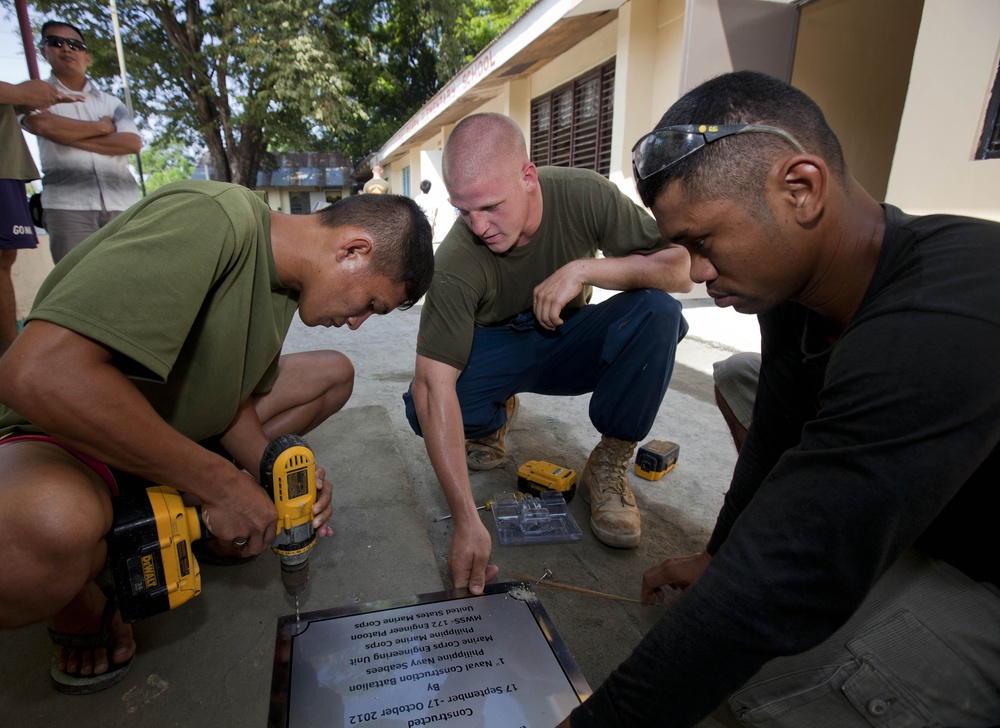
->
[272,519,316,597]
[280,557,310,597]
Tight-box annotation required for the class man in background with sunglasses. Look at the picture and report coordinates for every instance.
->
[560,71,1000,727]
[21,20,141,264]
[405,112,692,596]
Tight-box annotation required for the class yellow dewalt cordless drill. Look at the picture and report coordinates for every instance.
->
[107,434,317,622]
[259,434,317,597]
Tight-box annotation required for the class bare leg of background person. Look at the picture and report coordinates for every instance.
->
[0,249,19,356]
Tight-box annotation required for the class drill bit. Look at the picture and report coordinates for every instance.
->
[295,596,301,625]
[433,495,518,522]
[435,504,486,522]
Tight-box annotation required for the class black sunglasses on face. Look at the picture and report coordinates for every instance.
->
[632,124,806,181]
[43,35,87,52]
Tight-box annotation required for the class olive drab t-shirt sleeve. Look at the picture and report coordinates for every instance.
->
[417,238,492,371]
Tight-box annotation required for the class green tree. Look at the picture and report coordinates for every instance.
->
[15,0,358,186]
[329,0,534,162]
[6,0,532,181]
[141,142,195,194]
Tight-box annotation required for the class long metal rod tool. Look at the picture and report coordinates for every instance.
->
[504,570,644,605]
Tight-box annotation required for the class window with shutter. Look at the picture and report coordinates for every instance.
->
[530,59,615,177]
[289,192,309,215]
[531,98,551,167]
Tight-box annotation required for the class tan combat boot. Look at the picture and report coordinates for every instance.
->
[465,396,519,471]
[581,435,640,548]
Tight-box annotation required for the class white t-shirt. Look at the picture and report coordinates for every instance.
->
[32,75,140,212]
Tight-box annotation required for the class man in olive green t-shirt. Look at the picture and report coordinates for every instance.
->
[404,113,692,596]
[0,78,84,355]
[0,180,433,694]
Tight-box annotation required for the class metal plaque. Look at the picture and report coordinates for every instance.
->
[269,582,591,728]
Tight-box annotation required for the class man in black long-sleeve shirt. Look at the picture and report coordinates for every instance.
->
[561,71,1000,727]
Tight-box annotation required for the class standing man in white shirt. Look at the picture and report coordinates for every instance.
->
[413,179,438,238]
[22,20,141,263]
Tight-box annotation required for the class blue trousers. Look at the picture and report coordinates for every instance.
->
[404,289,687,442]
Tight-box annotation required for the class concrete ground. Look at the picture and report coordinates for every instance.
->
[10,234,55,322]
[0,256,759,726]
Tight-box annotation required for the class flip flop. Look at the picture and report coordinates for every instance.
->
[48,593,134,695]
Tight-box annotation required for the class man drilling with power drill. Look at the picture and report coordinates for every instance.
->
[0,180,434,694]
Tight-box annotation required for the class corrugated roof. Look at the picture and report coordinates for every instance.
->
[191,152,353,188]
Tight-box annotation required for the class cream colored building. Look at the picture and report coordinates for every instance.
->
[376,0,1000,223]
[15,1,1000,318]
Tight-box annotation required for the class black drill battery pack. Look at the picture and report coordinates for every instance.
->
[634,440,680,481]
[106,486,203,623]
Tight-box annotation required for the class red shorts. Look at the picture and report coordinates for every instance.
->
[0,433,119,496]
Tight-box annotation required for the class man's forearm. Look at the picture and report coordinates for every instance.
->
[1,80,84,111]
[68,132,142,156]
[411,356,481,523]
[420,387,480,524]
[0,82,25,105]
[412,354,500,591]
[22,113,117,146]
[578,247,692,293]
[419,378,500,595]
[0,322,232,501]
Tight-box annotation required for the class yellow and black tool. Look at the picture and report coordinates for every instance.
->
[634,439,680,481]
[106,435,317,622]
[106,485,204,623]
[517,460,577,502]
[260,434,317,598]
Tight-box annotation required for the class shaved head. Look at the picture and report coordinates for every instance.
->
[440,113,542,251]
[443,113,529,192]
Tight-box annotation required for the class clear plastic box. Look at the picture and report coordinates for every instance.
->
[491,490,582,546]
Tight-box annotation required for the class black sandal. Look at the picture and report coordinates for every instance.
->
[48,592,134,695]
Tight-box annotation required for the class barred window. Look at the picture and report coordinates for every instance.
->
[402,166,412,197]
[289,192,309,215]
[531,60,615,176]
[977,60,1000,160]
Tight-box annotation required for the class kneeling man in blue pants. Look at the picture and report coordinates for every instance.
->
[404,112,692,594]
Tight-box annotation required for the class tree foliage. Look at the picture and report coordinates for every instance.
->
[141,141,195,194]
[327,0,534,161]
[6,0,532,185]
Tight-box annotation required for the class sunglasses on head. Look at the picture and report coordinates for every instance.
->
[43,35,87,52]
[632,124,805,181]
